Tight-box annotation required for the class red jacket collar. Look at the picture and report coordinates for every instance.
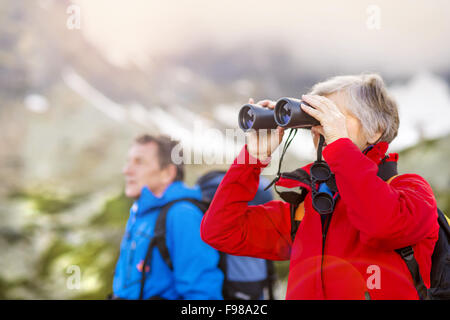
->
[364,141,398,165]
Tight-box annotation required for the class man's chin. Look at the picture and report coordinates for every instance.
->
[125,188,140,199]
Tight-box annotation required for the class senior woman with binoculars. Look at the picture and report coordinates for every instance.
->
[200,73,440,300]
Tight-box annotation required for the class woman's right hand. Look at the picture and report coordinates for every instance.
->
[246,98,285,162]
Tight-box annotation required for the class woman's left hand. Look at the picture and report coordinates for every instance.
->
[300,94,349,145]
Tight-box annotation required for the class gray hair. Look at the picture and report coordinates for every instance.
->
[309,73,399,144]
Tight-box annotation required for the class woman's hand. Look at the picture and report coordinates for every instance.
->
[246,98,285,162]
[300,94,349,145]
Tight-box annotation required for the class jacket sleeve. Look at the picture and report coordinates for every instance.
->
[167,203,224,300]
[200,145,292,261]
[322,138,439,249]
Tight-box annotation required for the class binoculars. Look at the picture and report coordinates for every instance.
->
[238,97,320,132]
[310,160,336,215]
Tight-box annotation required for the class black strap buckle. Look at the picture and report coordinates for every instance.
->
[396,246,414,261]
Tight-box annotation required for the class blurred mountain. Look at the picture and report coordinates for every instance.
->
[0,1,320,198]
[398,134,450,212]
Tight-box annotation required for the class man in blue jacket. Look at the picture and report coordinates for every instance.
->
[112,134,223,299]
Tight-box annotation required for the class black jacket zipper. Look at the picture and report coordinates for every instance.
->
[321,213,333,296]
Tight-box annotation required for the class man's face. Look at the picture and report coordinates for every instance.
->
[122,142,168,199]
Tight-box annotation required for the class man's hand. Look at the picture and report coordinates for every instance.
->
[300,94,349,145]
[246,98,285,162]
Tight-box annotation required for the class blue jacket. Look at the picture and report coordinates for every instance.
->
[113,181,223,299]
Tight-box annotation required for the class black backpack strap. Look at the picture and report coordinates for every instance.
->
[427,208,450,299]
[380,162,430,299]
[395,246,429,300]
[437,208,450,239]
[218,252,229,299]
[138,198,208,300]
[154,202,176,270]
[265,260,276,300]
[382,163,441,300]
[154,198,209,270]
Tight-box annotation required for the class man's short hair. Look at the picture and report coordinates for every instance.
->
[135,134,184,182]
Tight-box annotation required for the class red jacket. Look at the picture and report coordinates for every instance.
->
[200,138,439,300]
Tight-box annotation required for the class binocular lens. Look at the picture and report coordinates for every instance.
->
[241,106,255,130]
[312,192,334,215]
[238,104,278,132]
[310,161,332,182]
[274,98,320,129]
[275,101,291,126]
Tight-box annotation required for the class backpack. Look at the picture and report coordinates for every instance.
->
[139,171,277,300]
[397,208,450,300]
[284,157,450,300]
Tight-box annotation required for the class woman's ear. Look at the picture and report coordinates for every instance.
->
[368,131,383,145]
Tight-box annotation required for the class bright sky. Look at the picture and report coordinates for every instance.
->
[75,0,450,75]
[64,0,450,156]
